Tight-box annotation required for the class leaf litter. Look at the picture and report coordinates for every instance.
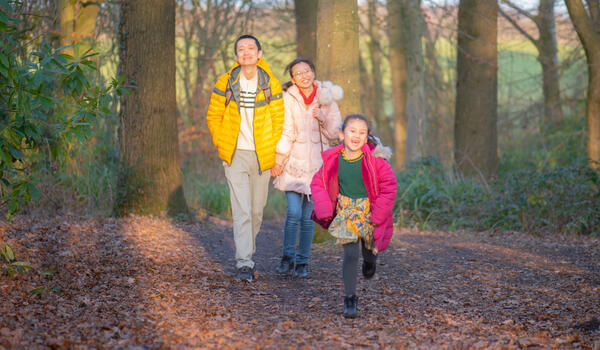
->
[0,215,599,349]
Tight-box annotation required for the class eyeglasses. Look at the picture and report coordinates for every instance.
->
[292,69,312,77]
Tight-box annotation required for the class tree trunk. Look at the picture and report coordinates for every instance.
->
[316,0,360,116]
[294,0,318,61]
[117,0,190,216]
[58,0,101,56]
[359,53,375,119]
[367,0,391,145]
[400,0,426,162]
[537,0,564,123]
[423,14,454,166]
[387,0,407,169]
[455,0,498,178]
[565,0,600,170]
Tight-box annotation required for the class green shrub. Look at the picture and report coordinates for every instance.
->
[0,2,120,218]
[395,157,600,235]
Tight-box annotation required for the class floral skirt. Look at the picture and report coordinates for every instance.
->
[328,194,374,250]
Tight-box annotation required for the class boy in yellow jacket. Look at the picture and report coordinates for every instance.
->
[206,35,284,282]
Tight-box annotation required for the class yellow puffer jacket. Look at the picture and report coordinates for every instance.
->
[206,58,284,173]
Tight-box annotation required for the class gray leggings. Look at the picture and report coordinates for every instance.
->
[343,240,377,296]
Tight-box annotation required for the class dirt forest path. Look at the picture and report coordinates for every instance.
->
[1,215,599,349]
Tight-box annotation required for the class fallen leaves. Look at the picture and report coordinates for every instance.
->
[0,216,598,348]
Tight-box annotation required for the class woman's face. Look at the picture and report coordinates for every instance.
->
[290,62,315,90]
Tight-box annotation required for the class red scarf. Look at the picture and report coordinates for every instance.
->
[298,84,317,105]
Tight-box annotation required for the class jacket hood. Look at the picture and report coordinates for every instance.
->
[227,58,275,79]
[368,141,393,161]
[322,141,392,162]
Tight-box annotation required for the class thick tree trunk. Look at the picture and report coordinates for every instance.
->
[400,0,426,162]
[537,0,564,123]
[565,0,600,170]
[294,0,318,61]
[387,0,407,169]
[455,0,498,178]
[367,0,391,145]
[117,0,189,216]
[316,0,360,116]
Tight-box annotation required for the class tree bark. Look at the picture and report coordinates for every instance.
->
[400,0,426,162]
[387,0,407,169]
[537,0,564,123]
[294,0,318,61]
[117,0,190,216]
[423,13,454,166]
[367,0,391,145]
[565,0,600,170]
[455,0,498,178]
[316,0,360,116]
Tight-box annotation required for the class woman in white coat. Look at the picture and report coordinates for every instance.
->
[271,58,342,277]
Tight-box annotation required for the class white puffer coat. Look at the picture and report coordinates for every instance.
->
[273,81,342,194]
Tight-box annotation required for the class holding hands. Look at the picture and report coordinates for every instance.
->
[271,163,284,177]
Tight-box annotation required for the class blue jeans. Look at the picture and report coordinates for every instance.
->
[282,191,314,265]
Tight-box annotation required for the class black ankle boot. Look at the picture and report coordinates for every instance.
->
[343,295,358,318]
[275,256,293,274]
[362,260,376,279]
[293,263,308,278]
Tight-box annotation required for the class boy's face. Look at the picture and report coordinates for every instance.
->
[236,38,263,67]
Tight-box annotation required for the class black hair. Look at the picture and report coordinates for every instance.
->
[282,58,316,91]
[234,35,262,55]
[284,57,316,78]
[341,114,378,146]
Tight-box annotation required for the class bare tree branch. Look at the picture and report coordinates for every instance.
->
[498,7,538,46]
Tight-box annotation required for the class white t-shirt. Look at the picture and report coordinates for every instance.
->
[237,74,258,151]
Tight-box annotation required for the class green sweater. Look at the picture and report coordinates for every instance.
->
[338,153,367,199]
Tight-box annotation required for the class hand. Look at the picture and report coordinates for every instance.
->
[372,247,378,255]
[271,163,284,177]
[312,105,325,123]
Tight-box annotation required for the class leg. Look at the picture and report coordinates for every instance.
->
[224,151,254,269]
[276,191,302,274]
[342,241,359,318]
[342,241,359,296]
[282,191,303,260]
[295,195,314,265]
[361,239,377,279]
[248,153,271,257]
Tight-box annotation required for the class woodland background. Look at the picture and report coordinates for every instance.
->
[1,1,600,348]
[1,0,599,236]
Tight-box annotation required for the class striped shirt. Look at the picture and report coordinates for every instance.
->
[237,74,258,150]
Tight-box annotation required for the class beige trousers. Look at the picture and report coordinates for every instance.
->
[223,150,271,269]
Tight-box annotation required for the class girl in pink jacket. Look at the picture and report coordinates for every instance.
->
[310,114,397,318]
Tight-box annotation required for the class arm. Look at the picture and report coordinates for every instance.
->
[310,167,335,222]
[275,94,297,166]
[371,160,398,251]
[319,101,342,141]
[370,160,397,225]
[206,74,229,147]
[269,77,285,143]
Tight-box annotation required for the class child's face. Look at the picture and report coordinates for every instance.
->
[339,118,369,155]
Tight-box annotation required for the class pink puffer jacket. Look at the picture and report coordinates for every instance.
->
[310,143,398,252]
[273,82,342,194]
